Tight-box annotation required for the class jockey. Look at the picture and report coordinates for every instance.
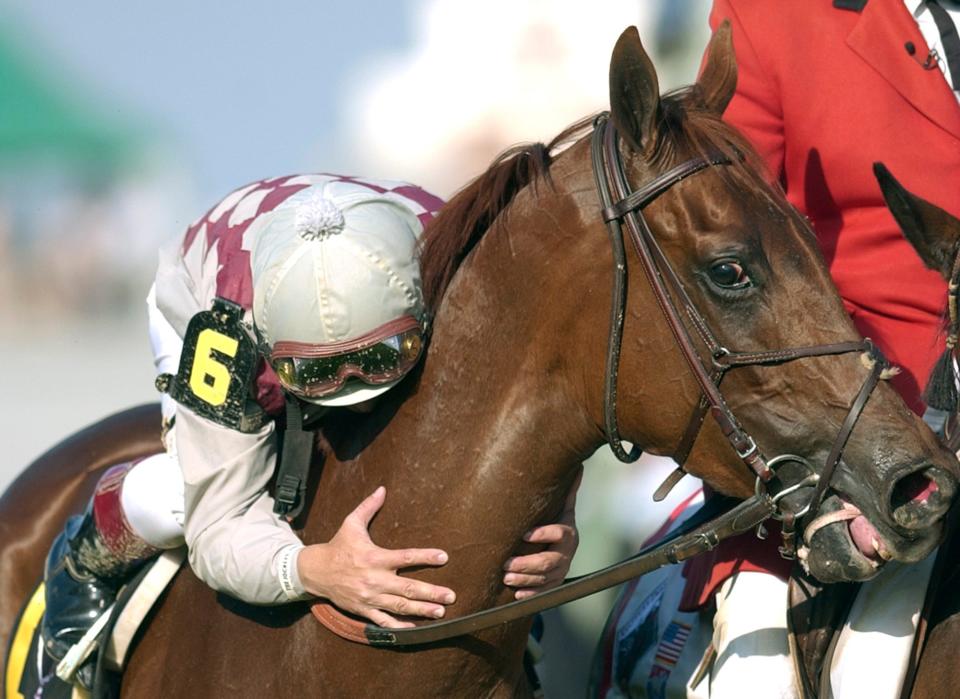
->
[41,174,579,687]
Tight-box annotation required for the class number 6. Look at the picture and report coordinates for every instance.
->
[189,329,239,406]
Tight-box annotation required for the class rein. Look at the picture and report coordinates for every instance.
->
[313,494,776,646]
[313,113,892,646]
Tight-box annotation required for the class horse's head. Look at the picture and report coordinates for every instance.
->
[416,25,957,590]
[579,26,957,583]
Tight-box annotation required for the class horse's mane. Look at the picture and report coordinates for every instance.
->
[419,85,771,312]
[419,115,596,311]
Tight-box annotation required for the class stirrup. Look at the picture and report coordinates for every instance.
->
[55,604,115,684]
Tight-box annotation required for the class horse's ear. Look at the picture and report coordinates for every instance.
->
[609,26,660,153]
[874,162,960,280]
[698,20,737,115]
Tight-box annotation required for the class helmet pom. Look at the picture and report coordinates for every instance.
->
[296,192,345,241]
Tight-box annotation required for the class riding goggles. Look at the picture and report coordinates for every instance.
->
[267,316,425,400]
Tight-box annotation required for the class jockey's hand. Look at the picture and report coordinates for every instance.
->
[502,467,582,600]
[297,486,456,629]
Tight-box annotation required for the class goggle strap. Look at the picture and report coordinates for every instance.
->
[270,315,421,360]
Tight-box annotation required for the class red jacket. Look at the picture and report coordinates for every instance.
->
[682,0,960,609]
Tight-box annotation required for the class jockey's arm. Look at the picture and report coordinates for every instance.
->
[175,406,457,625]
[176,405,309,605]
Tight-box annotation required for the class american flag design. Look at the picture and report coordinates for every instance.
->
[645,621,692,699]
[652,620,692,669]
[646,664,672,699]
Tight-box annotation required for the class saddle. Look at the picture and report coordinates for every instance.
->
[787,572,861,698]
[5,549,185,699]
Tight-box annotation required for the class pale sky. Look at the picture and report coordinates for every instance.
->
[0,1,709,203]
[0,1,417,203]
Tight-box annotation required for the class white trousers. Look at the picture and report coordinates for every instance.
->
[704,572,798,699]
[121,451,185,549]
[703,556,933,699]
[118,285,187,550]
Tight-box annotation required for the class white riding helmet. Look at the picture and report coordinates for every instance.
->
[249,178,429,407]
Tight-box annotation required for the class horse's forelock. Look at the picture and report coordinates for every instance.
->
[653,86,773,197]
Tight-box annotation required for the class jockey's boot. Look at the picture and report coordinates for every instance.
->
[41,464,160,689]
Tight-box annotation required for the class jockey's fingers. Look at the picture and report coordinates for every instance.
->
[523,523,577,545]
[346,486,387,529]
[503,551,564,575]
[372,594,447,621]
[382,575,457,605]
[366,608,415,630]
[513,588,540,601]
[378,546,449,570]
[503,572,548,588]
[511,570,567,599]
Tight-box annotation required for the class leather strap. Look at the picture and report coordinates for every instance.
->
[311,494,776,646]
[590,115,642,462]
[592,112,889,554]
[805,343,887,519]
[273,396,314,518]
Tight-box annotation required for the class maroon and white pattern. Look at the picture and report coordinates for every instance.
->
[92,461,161,566]
[176,174,444,415]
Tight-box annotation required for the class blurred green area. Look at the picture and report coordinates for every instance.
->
[0,24,148,173]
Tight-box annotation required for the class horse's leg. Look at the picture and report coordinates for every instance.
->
[0,404,162,679]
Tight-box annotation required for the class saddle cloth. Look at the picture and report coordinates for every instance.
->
[4,548,185,699]
[591,500,935,699]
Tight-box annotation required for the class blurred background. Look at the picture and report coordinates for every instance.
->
[0,1,711,695]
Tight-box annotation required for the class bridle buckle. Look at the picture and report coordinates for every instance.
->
[735,435,758,460]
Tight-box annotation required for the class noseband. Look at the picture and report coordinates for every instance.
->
[591,112,889,557]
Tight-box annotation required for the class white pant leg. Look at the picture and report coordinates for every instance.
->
[120,450,185,549]
[828,552,936,699]
[708,572,799,699]
[146,282,183,424]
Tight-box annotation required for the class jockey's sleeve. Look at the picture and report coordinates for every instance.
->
[153,233,217,339]
[175,405,310,605]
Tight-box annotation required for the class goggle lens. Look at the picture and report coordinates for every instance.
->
[270,328,424,399]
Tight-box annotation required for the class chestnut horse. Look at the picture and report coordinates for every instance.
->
[2,26,958,698]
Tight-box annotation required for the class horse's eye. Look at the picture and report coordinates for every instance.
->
[709,260,751,289]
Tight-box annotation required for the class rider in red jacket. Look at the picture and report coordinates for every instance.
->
[685,0,958,612]
[594,1,960,697]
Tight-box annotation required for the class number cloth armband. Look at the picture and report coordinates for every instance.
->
[167,297,265,432]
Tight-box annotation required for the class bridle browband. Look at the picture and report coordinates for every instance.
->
[312,112,892,647]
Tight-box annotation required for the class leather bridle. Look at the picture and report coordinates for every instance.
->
[311,112,893,647]
[591,112,891,556]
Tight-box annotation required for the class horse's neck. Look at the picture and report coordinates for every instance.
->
[308,177,604,612]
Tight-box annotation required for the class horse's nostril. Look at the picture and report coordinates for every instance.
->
[892,471,937,507]
[889,467,951,529]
